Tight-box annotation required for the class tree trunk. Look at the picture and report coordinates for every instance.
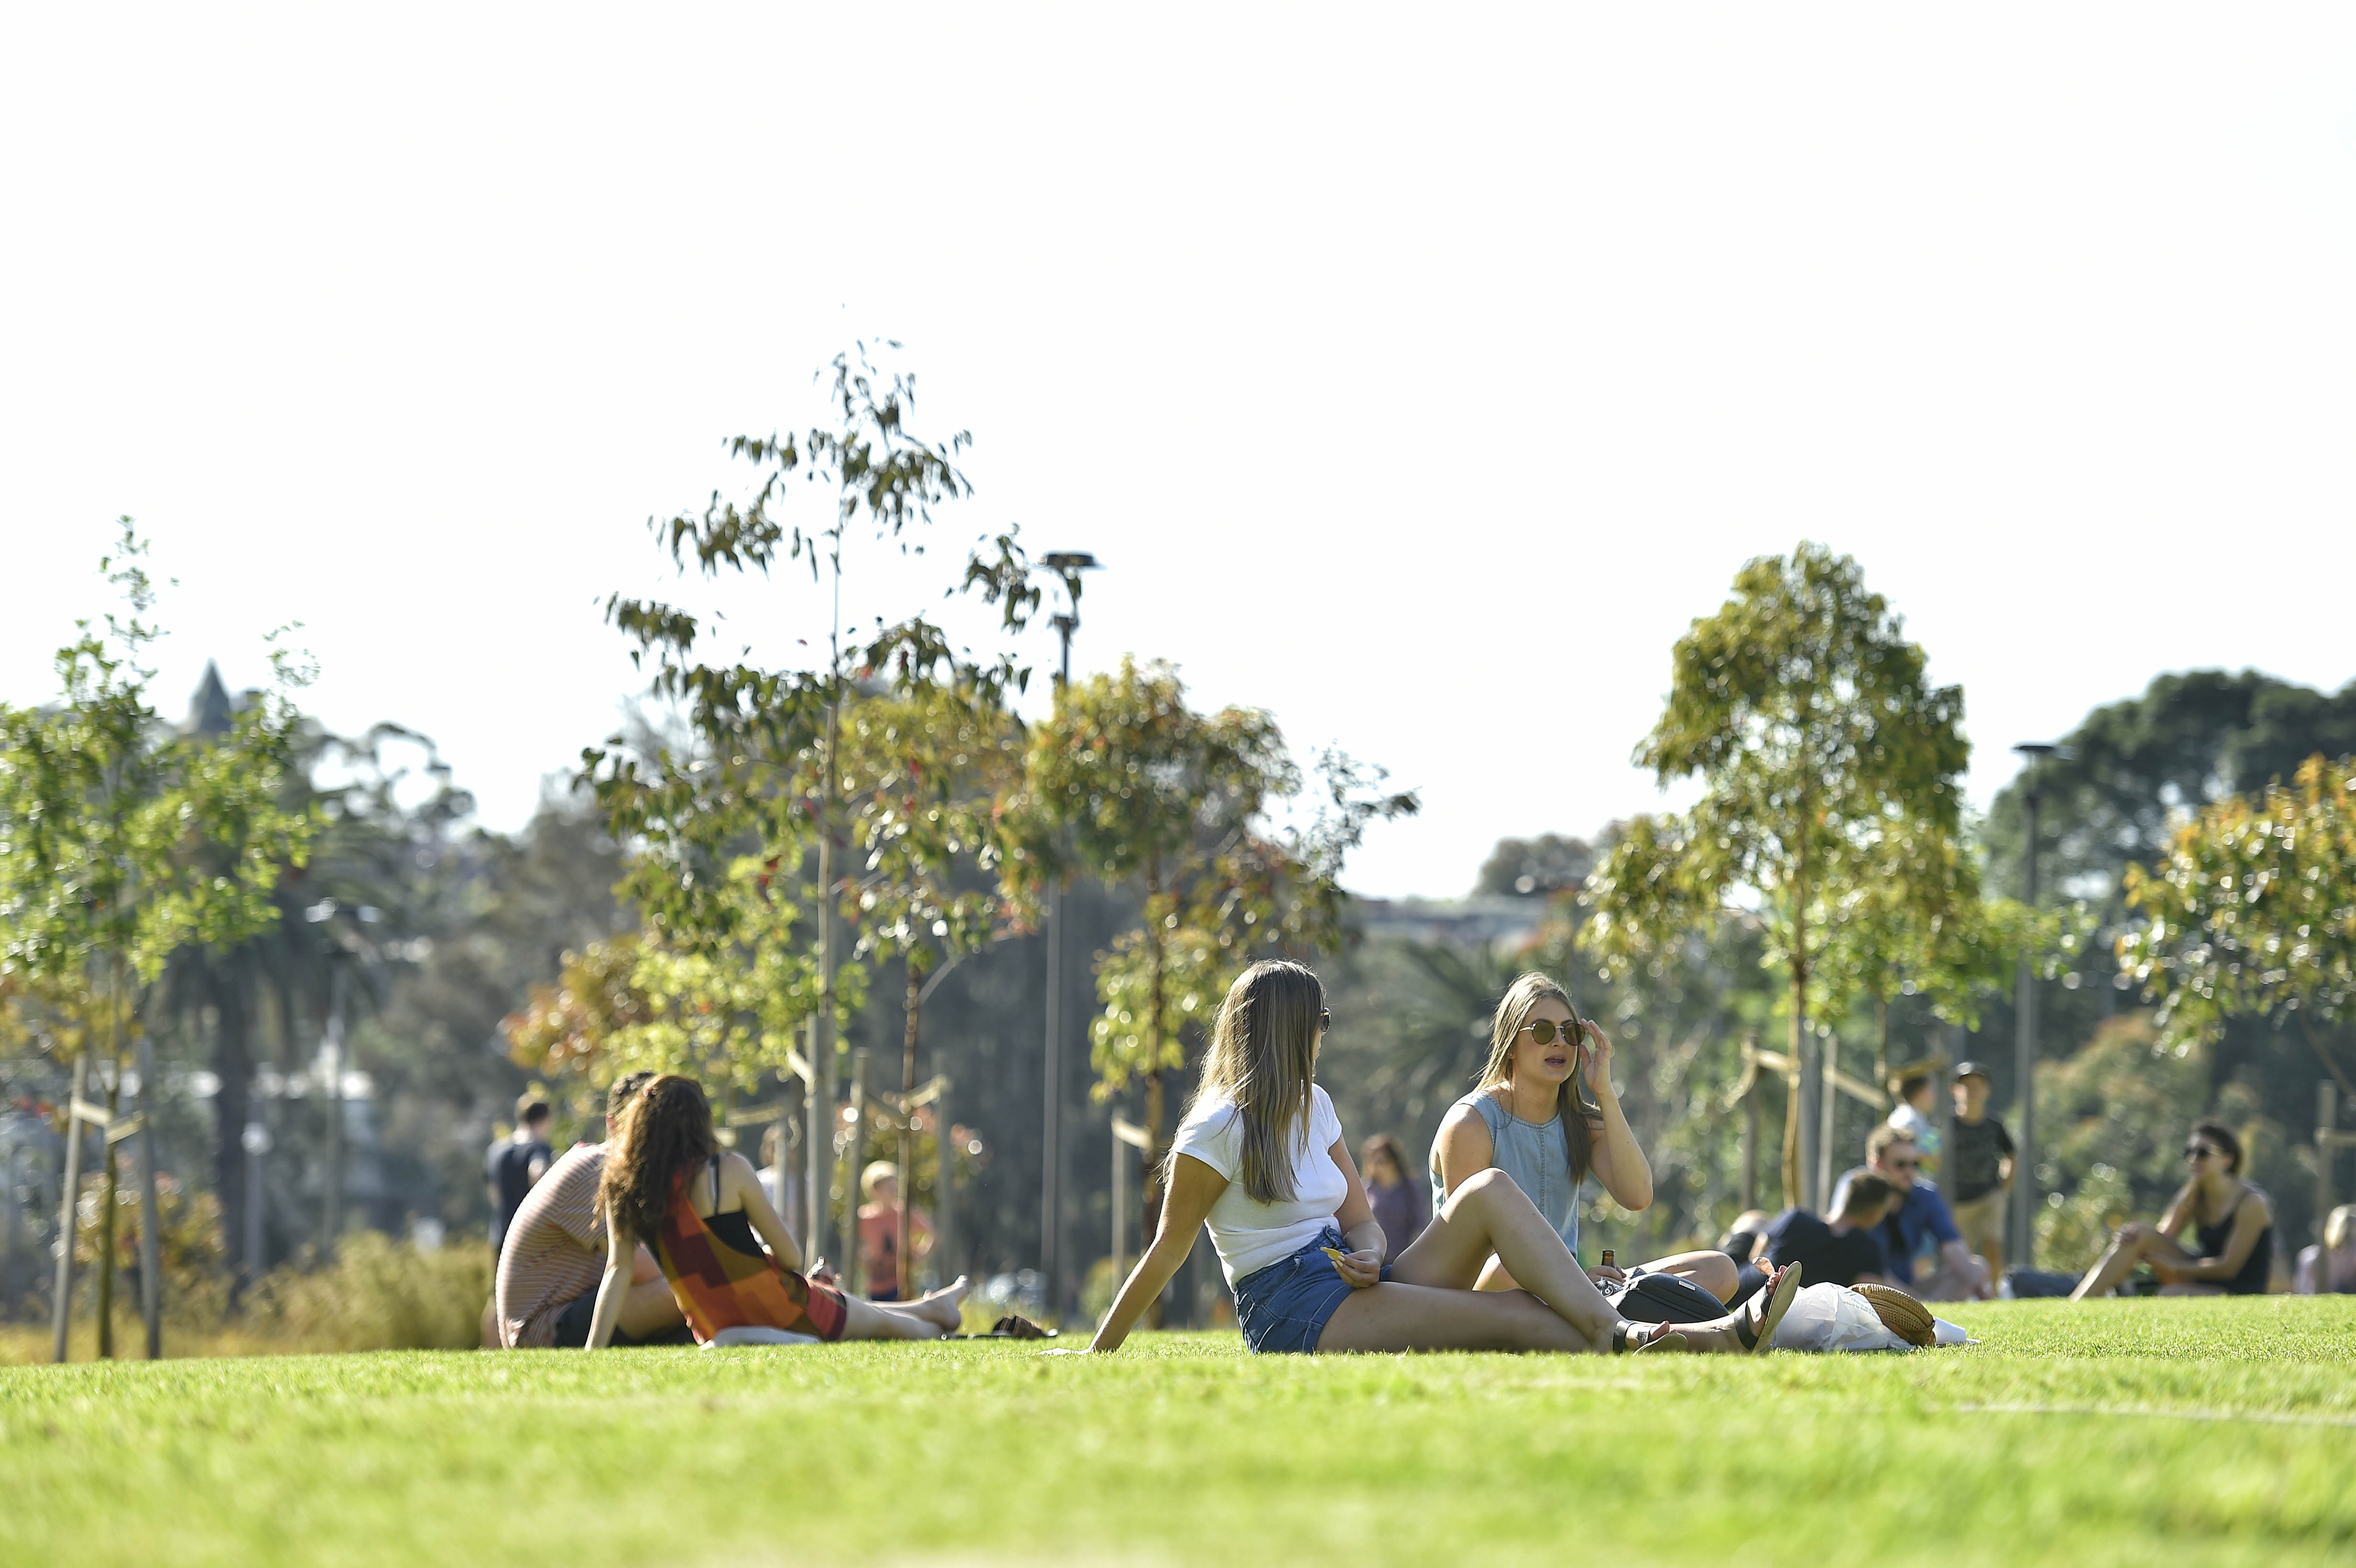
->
[96,967,123,1358]
[898,952,924,1298]
[1142,877,1168,1330]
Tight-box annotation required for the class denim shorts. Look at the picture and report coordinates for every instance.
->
[1232,1226,1392,1354]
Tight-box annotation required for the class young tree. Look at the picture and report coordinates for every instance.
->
[0,522,312,1358]
[583,345,1039,1254]
[837,677,1033,1282]
[2119,753,2356,1096]
[1023,658,1414,1278]
[1577,544,1968,1209]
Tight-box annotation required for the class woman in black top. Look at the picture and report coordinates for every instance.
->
[2070,1119,2275,1300]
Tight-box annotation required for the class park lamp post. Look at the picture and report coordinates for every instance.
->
[241,1119,271,1282]
[1035,550,1098,1318]
[2010,741,2059,1273]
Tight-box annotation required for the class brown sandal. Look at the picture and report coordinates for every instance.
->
[1736,1262,1802,1354]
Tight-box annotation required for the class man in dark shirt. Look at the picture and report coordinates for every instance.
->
[1734,1175,1898,1300]
[486,1095,553,1255]
[1947,1061,2016,1278]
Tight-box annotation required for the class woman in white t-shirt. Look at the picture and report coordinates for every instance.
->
[1091,961,1801,1356]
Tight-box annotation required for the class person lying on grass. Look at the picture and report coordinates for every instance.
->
[2070,1118,2275,1302]
[1428,971,1740,1307]
[1090,960,1802,1356]
[585,1074,969,1348]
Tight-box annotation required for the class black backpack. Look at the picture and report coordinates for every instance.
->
[1604,1269,1730,1325]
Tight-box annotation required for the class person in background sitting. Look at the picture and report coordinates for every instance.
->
[857,1161,933,1302]
[1835,1125,1988,1300]
[487,1094,554,1256]
[2071,1119,2274,1300]
[1359,1134,1428,1263]
[2294,1204,2356,1295]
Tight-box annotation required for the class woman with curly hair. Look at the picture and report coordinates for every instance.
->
[585,1074,968,1348]
[1090,961,1800,1356]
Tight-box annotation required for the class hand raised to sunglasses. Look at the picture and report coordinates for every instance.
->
[1578,1019,1615,1100]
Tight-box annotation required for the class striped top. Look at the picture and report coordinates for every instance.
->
[495,1143,609,1348]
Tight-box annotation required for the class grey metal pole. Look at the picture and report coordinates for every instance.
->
[242,1120,270,1280]
[841,1048,867,1296]
[1042,614,1075,1314]
[51,1052,88,1363]
[2320,1080,2338,1245]
[808,726,840,1269]
[1815,1028,1841,1206]
[321,970,346,1261]
[1935,1021,1959,1189]
[136,1035,162,1360]
[1740,1072,1759,1214]
[933,1078,954,1291]
[2013,786,2041,1272]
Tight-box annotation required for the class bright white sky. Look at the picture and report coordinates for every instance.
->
[5,8,2354,898]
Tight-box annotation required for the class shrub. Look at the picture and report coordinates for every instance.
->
[240,1232,491,1352]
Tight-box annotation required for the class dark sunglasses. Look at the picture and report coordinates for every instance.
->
[1517,1018,1585,1047]
[1318,1010,1331,1032]
[2184,1144,2220,1162]
[1885,1157,1920,1171]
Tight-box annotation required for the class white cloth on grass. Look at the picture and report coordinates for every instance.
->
[704,1325,819,1348]
[1169,1083,1347,1287]
[1770,1283,1972,1351]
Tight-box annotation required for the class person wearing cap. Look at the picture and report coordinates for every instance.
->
[1947,1062,2015,1279]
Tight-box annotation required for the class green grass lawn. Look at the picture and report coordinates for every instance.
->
[5,1297,2353,1567]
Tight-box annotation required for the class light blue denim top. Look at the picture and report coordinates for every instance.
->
[1428,1089,1581,1258]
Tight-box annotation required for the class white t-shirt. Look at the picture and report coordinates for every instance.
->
[1888,1103,1941,1163]
[1170,1082,1347,1287]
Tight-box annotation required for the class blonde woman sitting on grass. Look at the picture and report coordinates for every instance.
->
[1430,972,1740,1307]
[1090,961,1802,1356]
[585,1074,968,1348]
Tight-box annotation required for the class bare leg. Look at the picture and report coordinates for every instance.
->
[616,1278,687,1339]
[1381,1169,1625,1341]
[1317,1280,1601,1352]
[1331,1169,1771,1354]
[867,1275,968,1332]
[1639,1250,1740,1304]
[1480,1248,1737,1304]
[2070,1224,2200,1301]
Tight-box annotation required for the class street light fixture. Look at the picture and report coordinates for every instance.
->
[2010,741,2060,1274]
[1034,550,1100,1318]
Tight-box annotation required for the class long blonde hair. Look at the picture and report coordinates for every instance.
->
[1170,960,1325,1204]
[1475,972,1598,1189]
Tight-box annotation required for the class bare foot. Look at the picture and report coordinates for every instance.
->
[912,1275,969,1332]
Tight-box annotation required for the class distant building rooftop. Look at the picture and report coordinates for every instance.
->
[1348,893,1556,951]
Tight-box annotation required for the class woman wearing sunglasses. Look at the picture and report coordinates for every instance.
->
[1090,960,1799,1356]
[2069,1119,2275,1300]
[1427,972,1739,1306]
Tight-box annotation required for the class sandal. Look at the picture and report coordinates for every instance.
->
[1611,1320,1686,1354]
[1735,1262,1802,1354]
